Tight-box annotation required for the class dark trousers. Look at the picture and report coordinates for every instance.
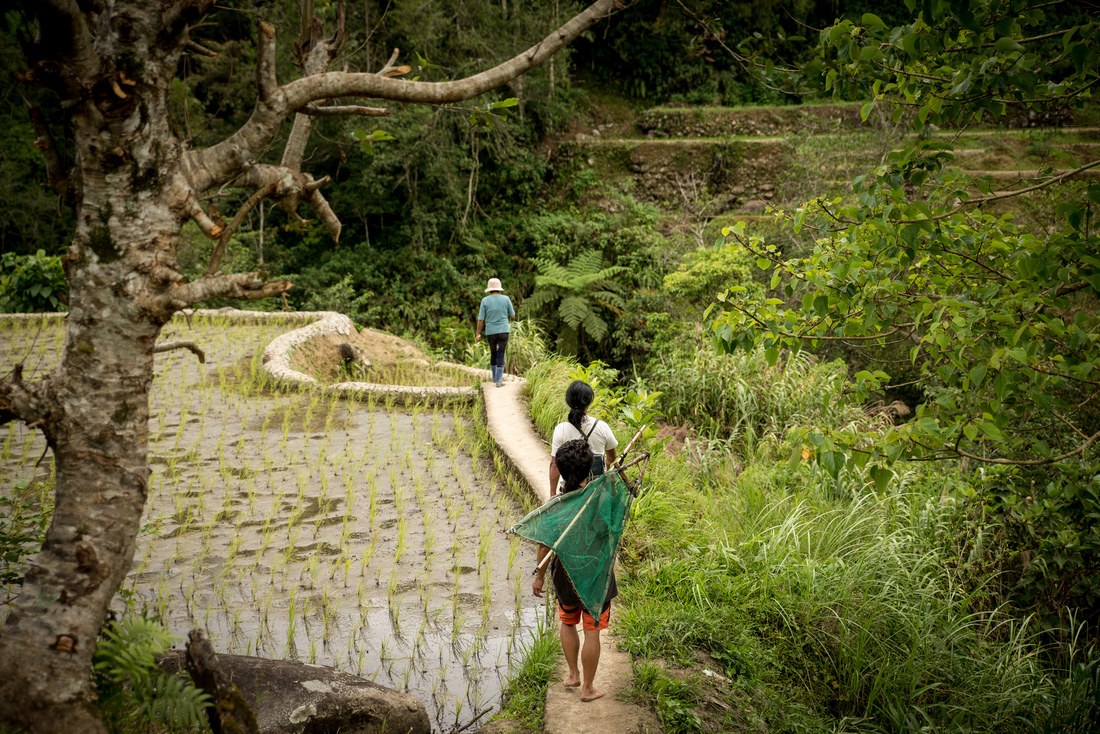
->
[486,333,508,369]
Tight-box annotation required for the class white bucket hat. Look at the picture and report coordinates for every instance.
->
[485,277,504,292]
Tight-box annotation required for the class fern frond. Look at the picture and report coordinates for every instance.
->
[94,616,211,732]
[524,287,560,311]
[581,311,609,342]
[558,296,590,329]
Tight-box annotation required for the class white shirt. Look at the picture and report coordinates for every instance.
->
[550,416,618,457]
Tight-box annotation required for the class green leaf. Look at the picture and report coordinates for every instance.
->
[1069,42,1089,73]
[869,466,892,491]
[818,450,845,478]
[969,364,987,387]
[861,13,886,29]
[994,37,1024,54]
[980,420,1006,442]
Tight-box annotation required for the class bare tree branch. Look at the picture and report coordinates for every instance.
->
[281,10,345,172]
[185,40,217,58]
[257,21,278,103]
[187,194,223,238]
[153,341,205,363]
[205,181,277,276]
[954,430,1100,465]
[0,365,50,428]
[302,103,389,117]
[17,0,100,100]
[229,163,340,240]
[186,0,620,193]
[25,99,74,204]
[161,273,293,311]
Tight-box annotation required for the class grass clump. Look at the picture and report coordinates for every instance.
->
[495,620,561,732]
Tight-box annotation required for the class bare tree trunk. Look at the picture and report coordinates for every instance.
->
[0,51,186,727]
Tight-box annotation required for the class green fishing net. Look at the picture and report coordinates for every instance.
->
[509,471,634,618]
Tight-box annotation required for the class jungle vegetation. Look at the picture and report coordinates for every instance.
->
[2,0,1098,731]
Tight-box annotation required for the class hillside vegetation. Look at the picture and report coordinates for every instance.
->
[2,0,1098,731]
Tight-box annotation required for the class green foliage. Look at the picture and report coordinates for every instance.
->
[296,274,373,322]
[93,617,211,733]
[496,619,561,730]
[0,479,52,596]
[632,661,702,734]
[809,0,1098,128]
[984,466,1100,616]
[525,250,627,356]
[643,339,856,447]
[571,0,820,104]
[0,250,67,312]
[663,236,764,309]
[706,0,1100,620]
[618,443,1100,731]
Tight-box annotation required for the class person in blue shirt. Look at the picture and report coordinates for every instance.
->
[475,277,516,387]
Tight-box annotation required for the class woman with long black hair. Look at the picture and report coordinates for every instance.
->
[548,380,618,497]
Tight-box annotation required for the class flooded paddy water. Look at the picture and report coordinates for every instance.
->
[0,315,545,732]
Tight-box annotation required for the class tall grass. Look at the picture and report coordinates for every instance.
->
[495,618,560,730]
[642,341,856,442]
[526,352,1099,732]
[462,318,551,377]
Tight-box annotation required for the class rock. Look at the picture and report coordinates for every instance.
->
[741,199,768,213]
[161,652,430,734]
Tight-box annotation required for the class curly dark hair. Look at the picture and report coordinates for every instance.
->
[556,439,594,493]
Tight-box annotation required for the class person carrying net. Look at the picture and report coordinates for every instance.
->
[531,438,614,702]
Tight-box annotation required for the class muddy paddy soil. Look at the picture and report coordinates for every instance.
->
[0,315,543,733]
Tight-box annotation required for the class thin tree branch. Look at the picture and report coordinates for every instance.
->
[257,21,278,103]
[24,99,74,204]
[205,181,277,276]
[825,159,1100,226]
[954,430,1100,465]
[723,302,908,342]
[1028,364,1100,386]
[302,103,389,116]
[153,342,205,363]
[185,40,217,57]
[0,365,49,428]
[160,273,293,312]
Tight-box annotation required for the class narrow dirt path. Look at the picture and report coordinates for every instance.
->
[481,377,660,734]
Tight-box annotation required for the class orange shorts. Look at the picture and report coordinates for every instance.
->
[558,602,610,631]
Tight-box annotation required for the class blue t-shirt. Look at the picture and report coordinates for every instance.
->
[478,293,515,335]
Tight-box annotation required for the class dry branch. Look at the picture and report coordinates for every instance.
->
[152,341,205,363]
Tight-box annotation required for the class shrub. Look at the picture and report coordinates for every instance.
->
[0,250,67,312]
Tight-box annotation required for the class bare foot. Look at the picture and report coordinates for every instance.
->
[563,675,581,688]
[580,687,606,702]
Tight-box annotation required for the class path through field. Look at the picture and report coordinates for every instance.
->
[0,315,543,733]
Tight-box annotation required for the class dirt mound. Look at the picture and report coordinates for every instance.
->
[288,327,478,388]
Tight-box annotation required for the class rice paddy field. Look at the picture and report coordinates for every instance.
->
[0,314,543,732]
